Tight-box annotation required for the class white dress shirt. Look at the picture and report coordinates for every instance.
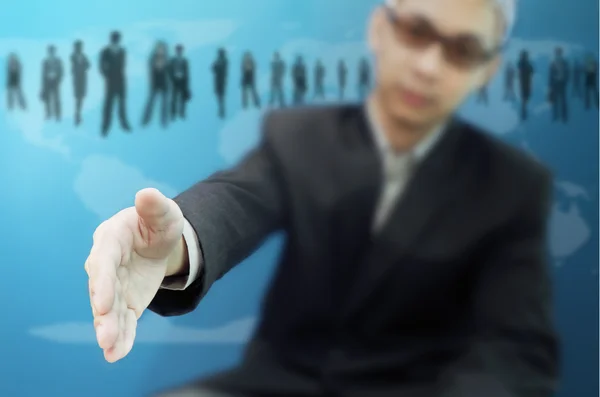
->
[161,105,443,290]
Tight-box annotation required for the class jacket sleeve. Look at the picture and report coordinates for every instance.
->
[436,169,560,397]
[148,112,288,316]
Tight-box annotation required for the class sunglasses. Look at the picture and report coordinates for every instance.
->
[384,6,502,69]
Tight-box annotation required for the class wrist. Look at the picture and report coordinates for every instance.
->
[165,235,189,277]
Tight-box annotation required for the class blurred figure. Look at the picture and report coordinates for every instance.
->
[6,53,26,111]
[99,31,131,136]
[572,59,582,99]
[70,40,90,125]
[269,51,286,107]
[517,50,534,120]
[503,61,516,101]
[313,59,326,99]
[40,45,63,121]
[169,44,190,121]
[337,59,347,100]
[142,41,170,128]
[583,53,598,109]
[212,48,228,118]
[476,84,488,104]
[357,57,371,99]
[241,51,260,109]
[86,1,558,397]
[548,46,569,123]
[291,55,307,105]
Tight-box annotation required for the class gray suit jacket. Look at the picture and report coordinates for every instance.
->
[149,105,559,397]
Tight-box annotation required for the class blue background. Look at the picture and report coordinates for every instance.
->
[0,0,597,396]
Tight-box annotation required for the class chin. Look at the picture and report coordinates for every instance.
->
[388,104,432,129]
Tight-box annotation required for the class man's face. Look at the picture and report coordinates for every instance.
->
[369,0,502,129]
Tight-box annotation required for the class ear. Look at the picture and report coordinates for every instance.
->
[368,8,385,54]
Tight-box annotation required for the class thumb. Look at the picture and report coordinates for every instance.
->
[134,188,180,234]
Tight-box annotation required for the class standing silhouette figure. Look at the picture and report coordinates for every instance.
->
[6,53,26,111]
[337,59,347,100]
[99,31,131,136]
[548,47,569,123]
[142,41,169,128]
[292,55,307,105]
[269,52,285,107]
[169,44,190,120]
[71,40,90,125]
[476,85,488,105]
[517,50,534,121]
[583,54,598,109]
[241,51,260,109]
[572,59,582,99]
[357,57,370,99]
[40,45,63,121]
[212,48,228,118]
[503,62,516,101]
[313,59,325,100]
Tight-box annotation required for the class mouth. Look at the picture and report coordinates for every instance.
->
[397,86,432,109]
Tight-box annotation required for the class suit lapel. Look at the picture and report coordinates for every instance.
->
[344,118,469,312]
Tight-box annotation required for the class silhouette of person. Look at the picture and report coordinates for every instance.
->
[291,55,307,105]
[70,40,90,125]
[241,51,260,109]
[6,53,26,111]
[548,47,569,123]
[313,59,325,100]
[269,52,285,107]
[476,85,488,105]
[572,59,582,99]
[142,41,169,128]
[212,48,228,119]
[40,45,63,120]
[337,59,347,100]
[503,62,516,101]
[169,44,190,120]
[517,50,534,121]
[358,57,370,99]
[99,31,131,136]
[583,54,598,110]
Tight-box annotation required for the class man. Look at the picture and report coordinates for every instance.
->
[212,48,228,118]
[241,51,260,109]
[141,41,170,128]
[70,40,90,125]
[169,44,190,120]
[6,53,26,111]
[517,49,534,120]
[358,57,371,99]
[583,53,598,109]
[269,51,286,107]
[86,1,559,397]
[338,59,348,100]
[313,59,326,100]
[503,61,516,101]
[548,46,569,123]
[99,31,131,136]
[40,45,63,121]
[291,55,307,105]
[572,59,582,99]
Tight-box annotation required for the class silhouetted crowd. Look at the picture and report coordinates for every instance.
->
[4,31,599,137]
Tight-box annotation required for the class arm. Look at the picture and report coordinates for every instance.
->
[436,170,559,397]
[148,112,288,316]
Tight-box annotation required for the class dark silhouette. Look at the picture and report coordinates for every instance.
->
[291,55,307,105]
[476,85,488,105]
[583,54,598,109]
[503,62,517,101]
[548,47,569,123]
[241,51,260,109]
[40,45,63,121]
[313,59,325,99]
[6,53,26,111]
[572,59,582,98]
[70,40,90,125]
[517,50,534,121]
[142,41,169,128]
[269,52,285,107]
[99,31,131,136]
[212,48,228,118]
[338,59,347,100]
[358,57,371,99]
[169,44,190,120]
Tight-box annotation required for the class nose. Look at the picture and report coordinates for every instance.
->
[413,44,445,80]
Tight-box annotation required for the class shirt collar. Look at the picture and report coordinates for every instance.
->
[366,101,444,162]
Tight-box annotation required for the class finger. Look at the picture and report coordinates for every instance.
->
[87,237,121,315]
[135,188,178,233]
[94,310,119,350]
[104,308,137,363]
